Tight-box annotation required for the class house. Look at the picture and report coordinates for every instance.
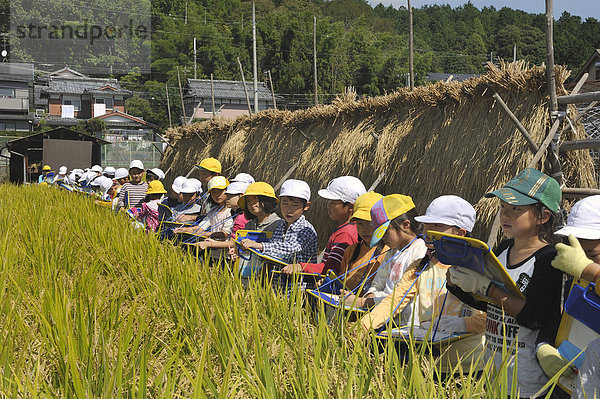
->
[40,75,132,121]
[185,79,275,120]
[0,127,108,183]
[0,62,34,132]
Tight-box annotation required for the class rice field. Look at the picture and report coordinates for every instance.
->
[0,184,562,398]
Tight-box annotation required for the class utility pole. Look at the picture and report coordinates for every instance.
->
[408,0,414,90]
[267,70,276,109]
[185,1,188,25]
[165,83,172,128]
[252,1,258,114]
[193,38,197,79]
[313,16,318,105]
[210,73,215,118]
[177,67,187,126]
[237,57,253,116]
[513,44,517,62]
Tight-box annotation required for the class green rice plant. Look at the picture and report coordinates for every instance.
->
[0,184,567,398]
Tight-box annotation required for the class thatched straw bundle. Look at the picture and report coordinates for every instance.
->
[161,61,596,246]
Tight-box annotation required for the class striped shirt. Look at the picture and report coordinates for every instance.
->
[300,222,358,275]
[117,182,148,209]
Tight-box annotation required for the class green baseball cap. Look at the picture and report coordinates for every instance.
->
[484,168,561,214]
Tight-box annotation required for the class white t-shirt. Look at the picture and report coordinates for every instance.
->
[366,238,427,304]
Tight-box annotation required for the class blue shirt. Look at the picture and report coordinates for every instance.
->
[262,214,318,264]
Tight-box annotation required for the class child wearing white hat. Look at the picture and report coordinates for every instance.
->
[282,176,366,276]
[241,179,317,265]
[116,160,148,210]
[360,195,486,377]
[540,195,600,399]
[170,178,204,223]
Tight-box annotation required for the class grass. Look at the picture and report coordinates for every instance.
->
[0,184,565,398]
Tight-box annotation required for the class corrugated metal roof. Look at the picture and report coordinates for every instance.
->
[43,76,131,95]
[186,79,272,101]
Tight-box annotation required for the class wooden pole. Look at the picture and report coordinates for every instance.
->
[544,0,562,185]
[562,188,600,197]
[177,67,187,126]
[545,0,558,113]
[210,73,215,118]
[313,16,318,106]
[559,139,600,153]
[493,92,538,154]
[274,159,301,191]
[558,91,600,105]
[252,1,258,114]
[237,57,253,116]
[368,172,385,192]
[408,0,414,90]
[267,70,276,110]
[165,83,172,128]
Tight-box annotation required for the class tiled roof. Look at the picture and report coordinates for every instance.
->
[186,79,272,101]
[43,76,131,95]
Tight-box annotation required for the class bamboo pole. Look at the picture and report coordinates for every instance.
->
[493,92,538,154]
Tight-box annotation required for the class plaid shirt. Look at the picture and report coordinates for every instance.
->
[262,215,318,264]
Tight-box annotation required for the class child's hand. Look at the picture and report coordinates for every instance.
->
[421,315,467,334]
[240,239,262,250]
[553,234,593,279]
[195,240,209,250]
[536,343,572,377]
[448,266,491,296]
[281,263,303,274]
[228,246,238,261]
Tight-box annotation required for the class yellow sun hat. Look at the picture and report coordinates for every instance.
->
[195,157,222,174]
[238,182,277,209]
[207,176,229,191]
[146,180,168,195]
[351,191,384,222]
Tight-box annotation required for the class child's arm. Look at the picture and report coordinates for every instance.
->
[261,227,317,264]
[300,231,355,275]
[359,264,420,331]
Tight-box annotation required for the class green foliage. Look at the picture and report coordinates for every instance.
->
[75,118,107,138]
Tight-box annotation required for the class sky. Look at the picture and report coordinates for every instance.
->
[367,0,600,20]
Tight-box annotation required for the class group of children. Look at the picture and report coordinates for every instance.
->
[40,158,599,399]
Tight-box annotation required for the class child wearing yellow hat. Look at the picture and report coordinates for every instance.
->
[328,192,389,293]
[344,194,426,311]
[136,181,167,233]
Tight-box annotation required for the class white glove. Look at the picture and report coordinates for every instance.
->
[421,315,468,334]
[448,266,491,296]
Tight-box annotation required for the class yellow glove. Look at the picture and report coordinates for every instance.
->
[536,343,569,377]
[552,234,593,279]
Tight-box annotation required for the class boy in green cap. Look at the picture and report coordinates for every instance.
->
[448,168,564,398]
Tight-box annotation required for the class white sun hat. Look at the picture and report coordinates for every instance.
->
[280,179,311,202]
[231,173,255,184]
[171,176,187,194]
[318,176,366,204]
[114,168,129,180]
[555,195,600,240]
[149,168,165,180]
[415,195,476,233]
[129,160,144,170]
